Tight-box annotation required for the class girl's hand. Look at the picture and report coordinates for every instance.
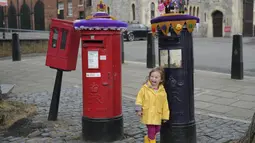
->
[136,111,143,116]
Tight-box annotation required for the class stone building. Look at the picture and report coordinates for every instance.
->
[89,0,160,25]
[99,0,254,38]
[189,0,254,37]
[1,0,253,37]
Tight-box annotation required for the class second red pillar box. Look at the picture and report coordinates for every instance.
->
[74,12,128,142]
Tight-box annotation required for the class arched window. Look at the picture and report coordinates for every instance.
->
[189,6,192,15]
[132,4,135,20]
[193,6,195,16]
[79,0,83,5]
[107,7,110,15]
[204,13,206,22]
[151,2,155,19]
[196,7,199,17]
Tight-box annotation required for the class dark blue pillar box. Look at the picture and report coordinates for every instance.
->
[159,28,195,126]
[158,27,196,143]
[151,12,199,143]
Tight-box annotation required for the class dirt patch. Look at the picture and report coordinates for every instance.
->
[0,100,37,130]
[1,117,46,137]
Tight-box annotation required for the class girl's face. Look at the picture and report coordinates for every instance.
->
[149,71,162,87]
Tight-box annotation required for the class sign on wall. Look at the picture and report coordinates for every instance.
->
[224,26,231,32]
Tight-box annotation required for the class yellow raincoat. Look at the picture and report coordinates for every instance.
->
[135,81,170,125]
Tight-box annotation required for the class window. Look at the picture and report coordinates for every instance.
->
[52,28,58,48]
[67,0,73,16]
[87,0,92,6]
[139,24,146,29]
[196,7,199,17]
[79,11,84,19]
[60,30,68,50]
[204,13,206,22]
[193,7,195,16]
[79,0,83,5]
[58,2,64,10]
[151,2,155,19]
[107,7,110,15]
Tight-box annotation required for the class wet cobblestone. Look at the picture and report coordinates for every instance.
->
[0,87,249,143]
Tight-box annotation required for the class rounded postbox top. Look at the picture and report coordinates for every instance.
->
[73,13,128,31]
[151,0,200,36]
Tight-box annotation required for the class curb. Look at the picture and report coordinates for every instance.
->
[124,60,255,80]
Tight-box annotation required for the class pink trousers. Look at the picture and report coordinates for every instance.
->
[146,125,161,140]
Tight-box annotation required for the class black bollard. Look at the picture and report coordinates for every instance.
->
[121,33,124,63]
[231,34,243,80]
[12,33,21,61]
[48,69,63,121]
[146,32,156,68]
[159,28,196,143]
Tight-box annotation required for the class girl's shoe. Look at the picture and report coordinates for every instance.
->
[144,135,149,143]
[149,139,156,143]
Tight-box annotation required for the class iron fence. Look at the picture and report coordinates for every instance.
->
[0,28,49,40]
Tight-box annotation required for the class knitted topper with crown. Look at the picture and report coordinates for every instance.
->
[73,0,128,31]
[152,0,199,36]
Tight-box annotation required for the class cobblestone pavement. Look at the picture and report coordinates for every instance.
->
[0,87,249,143]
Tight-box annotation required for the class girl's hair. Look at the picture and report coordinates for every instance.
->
[144,66,165,85]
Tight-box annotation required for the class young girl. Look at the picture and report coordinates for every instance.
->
[135,67,170,143]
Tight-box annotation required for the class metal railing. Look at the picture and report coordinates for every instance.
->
[0,28,50,40]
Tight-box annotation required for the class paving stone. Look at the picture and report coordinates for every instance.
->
[195,101,214,109]
[0,87,250,143]
[220,86,243,92]
[214,91,241,98]
[195,94,219,101]
[28,130,41,138]
[209,97,239,105]
[205,104,235,113]
[230,100,255,109]
[239,87,255,95]
[41,133,50,137]
[234,94,255,102]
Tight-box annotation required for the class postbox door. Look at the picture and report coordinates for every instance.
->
[47,27,60,56]
[56,28,69,58]
[82,40,113,118]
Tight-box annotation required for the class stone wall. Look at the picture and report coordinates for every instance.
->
[190,0,236,38]
[0,39,48,58]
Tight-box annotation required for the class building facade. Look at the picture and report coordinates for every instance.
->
[102,0,254,38]
[0,0,91,30]
[189,0,253,37]
[0,0,253,37]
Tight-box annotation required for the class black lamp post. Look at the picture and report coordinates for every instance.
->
[17,0,20,29]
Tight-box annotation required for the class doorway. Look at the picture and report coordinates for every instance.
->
[243,0,254,36]
[212,10,223,37]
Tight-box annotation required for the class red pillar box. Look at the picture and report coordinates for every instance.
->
[46,18,80,71]
[73,11,127,142]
